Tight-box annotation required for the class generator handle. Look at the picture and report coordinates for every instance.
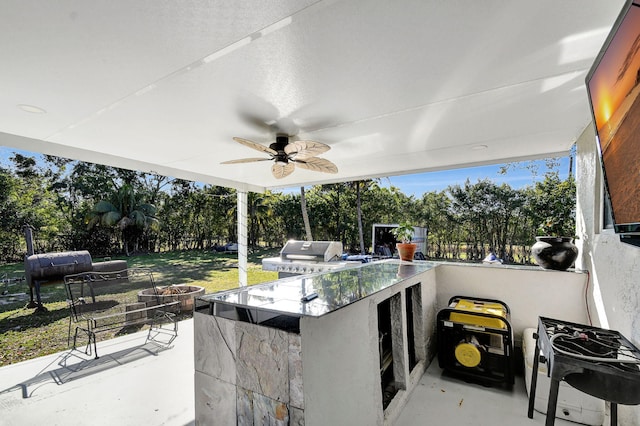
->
[447,295,511,314]
[437,308,512,334]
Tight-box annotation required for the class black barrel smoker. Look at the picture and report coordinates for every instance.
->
[23,226,93,311]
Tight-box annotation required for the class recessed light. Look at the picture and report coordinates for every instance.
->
[471,144,488,150]
[18,104,47,114]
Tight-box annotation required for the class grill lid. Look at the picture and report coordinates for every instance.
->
[280,241,343,263]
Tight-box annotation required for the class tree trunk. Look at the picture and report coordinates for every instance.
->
[300,186,313,241]
[356,181,365,254]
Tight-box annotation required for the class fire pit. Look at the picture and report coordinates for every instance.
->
[137,285,205,313]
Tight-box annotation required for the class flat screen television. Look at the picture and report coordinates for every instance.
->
[586,0,640,244]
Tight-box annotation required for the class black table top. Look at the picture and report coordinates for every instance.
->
[198,260,435,318]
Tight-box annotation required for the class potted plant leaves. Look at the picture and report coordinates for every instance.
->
[392,222,417,262]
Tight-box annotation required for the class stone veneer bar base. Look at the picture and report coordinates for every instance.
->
[194,312,304,424]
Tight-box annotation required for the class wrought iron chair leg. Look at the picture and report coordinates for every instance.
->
[73,327,80,350]
[146,312,178,347]
[67,316,72,347]
[92,332,99,359]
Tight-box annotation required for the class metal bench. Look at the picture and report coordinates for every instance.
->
[64,268,179,358]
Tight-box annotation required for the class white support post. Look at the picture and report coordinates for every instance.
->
[237,191,248,287]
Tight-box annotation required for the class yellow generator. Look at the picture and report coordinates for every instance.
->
[437,296,514,387]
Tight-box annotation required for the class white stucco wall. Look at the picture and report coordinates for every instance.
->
[300,267,438,426]
[575,123,640,425]
[435,263,589,344]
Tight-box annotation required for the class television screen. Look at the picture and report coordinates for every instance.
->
[586,0,640,234]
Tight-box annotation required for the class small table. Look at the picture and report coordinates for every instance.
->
[527,317,640,425]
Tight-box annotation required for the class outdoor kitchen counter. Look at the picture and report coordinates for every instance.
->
[193,260,439,426]
[196,260,435,323]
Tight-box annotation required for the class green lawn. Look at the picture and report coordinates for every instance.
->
[0,248,279,366]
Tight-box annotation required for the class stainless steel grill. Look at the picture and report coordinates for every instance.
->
[262,240,358,277]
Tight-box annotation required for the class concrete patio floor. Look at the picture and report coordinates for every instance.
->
[0,319,195,426]
[0,318,598,426]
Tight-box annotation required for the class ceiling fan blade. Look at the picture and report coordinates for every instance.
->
[273,117,299,136]
[221,157,272,164]
[237,94,279,129]
[272,162,295,179]
[233,137,278,155]
[294,156,338,174]
[240,115,276,133]
[284,140,331,159]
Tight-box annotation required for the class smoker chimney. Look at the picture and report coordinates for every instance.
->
[23,225,34,256]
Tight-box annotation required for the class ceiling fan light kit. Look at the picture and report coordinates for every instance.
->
[222,134,338,179]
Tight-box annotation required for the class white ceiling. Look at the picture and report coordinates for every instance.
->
[0,0,625,192]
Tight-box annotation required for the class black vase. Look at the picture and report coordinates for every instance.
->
[531,236,578,271]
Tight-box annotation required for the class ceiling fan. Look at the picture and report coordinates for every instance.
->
[221,135,338,179]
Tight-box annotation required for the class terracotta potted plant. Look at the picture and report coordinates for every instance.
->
[392,222,417,262]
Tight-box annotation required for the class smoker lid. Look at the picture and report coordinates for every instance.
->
[26,251,92,268]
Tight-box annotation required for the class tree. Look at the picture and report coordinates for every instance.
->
[0,149,578,263]
[352,180,378,254]
[355,181,365,254]
[0,167,21,260]
[526,172,576,238]
[416,191,453,258]
[300,186,313,241]
[273,193,305,244]
[5,154,69,254]
[448,179,525,261]
[87,184,159,256]
[247,191,271,248]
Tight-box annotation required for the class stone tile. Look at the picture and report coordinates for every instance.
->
[288,333,304,409]
[410,284,426,362]
[194,312,236,384]
[237,388,253,426]
[236,321,289,403]
[390,292,406,387]
[290,406,305,426]
[194,371,236,425]
[253,392,289,426]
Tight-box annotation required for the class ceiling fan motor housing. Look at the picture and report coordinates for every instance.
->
[271,135,291,163]
[270,135,290,151]
[275,154,289,165]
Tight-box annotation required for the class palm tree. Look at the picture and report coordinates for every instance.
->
[301,186,313,241]
[87,184,159,255]
[248,191,272,248]
[355,181,365,254]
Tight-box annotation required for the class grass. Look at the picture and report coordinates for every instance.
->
[0,248,279,366]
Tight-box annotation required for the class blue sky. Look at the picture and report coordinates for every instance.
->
[1,146,570,197]
[377,157,571,197]
[277,157,571,197]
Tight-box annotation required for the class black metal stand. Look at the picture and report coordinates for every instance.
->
[527,317,640,425]
[26,279,49,312]
[620,234,640,247]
